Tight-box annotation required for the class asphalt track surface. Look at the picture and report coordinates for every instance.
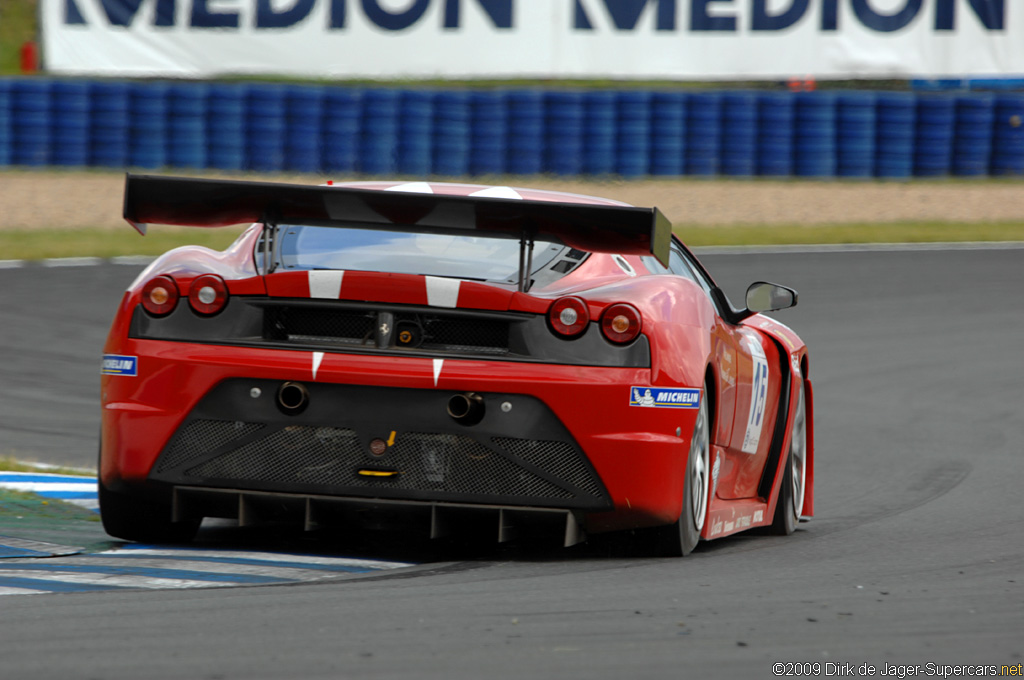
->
[1,249,1022,679]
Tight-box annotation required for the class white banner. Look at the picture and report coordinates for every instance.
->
[40,0,1022,79]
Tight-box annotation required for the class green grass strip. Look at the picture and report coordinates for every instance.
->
[1,222,1022,261]
[0,227,245,261]
[0,456,95,476]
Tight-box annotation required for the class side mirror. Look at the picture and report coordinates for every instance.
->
[745,281,798,314]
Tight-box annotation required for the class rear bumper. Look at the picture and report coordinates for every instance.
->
[101,339,700,533]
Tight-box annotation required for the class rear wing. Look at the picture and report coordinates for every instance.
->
[123,174,672,289]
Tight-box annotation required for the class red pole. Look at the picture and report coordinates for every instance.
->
[20,42,38,74]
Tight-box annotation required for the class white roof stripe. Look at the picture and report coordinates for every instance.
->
[468,186,524,200]
[385,182,435,194]
[425,277,460,308]
[308,270,344,299]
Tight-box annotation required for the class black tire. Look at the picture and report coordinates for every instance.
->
[648,396,710,557]
[99,477,200,544]
[771,382,806,536]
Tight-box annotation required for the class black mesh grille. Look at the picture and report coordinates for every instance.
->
[155,420,264,473]
[407,314,510,354]
[186,426,361,484]
[492,437,604,498]
[261,304,511,355]
[179,426,572,501]
[264,306,375,346]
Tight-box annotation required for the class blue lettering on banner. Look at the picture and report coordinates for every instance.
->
[630,386,701,409]
[258,0,317,28]
[101,355,138,377]
[751,0,808,31]
[60,0,1005,33]
[574,0,676,31]
[63,0,512,30]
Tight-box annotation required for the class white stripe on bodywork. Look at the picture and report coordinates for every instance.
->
[433,359,444,387]
[312,352,324,380]
[741,335,770,454]
[425,277,460,308]
[308,270,344,299]
[385,182,434,194]
[468,186,523,200]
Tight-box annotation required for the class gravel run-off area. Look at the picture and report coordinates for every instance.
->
[1,171,1023,230]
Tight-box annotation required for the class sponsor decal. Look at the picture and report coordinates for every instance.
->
[753,509,764,523]
[630,386,700,409]
[709,517,723,538]
[736,515,752,529]
[101,354,137,376]
[711,451,721,497]
[741,336,769,454]
[723,520,735,533]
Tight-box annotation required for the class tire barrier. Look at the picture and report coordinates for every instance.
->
[1,78,1022,179]
[915,94,955,177]
[836,92,875,178]
[953,93,995,176]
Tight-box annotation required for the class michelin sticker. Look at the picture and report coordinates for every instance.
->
[102,354,138,376]
[630,387,700,409]
[741,337,769,454]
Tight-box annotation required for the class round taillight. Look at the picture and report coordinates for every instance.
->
[548,296,590,338]
[188,274,229,315]
[601,303,642,344]
[141,275,179,316]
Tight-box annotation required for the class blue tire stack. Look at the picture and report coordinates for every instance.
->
[875,93,916,178]
[794,92,836,177]
[953,93,995,176]
[617,91,651,177]
[285,85,324,173]
[247,84,287,172]
[0,82,10,166]
[51,81,91,167]
[757,93,795,176]
[836,92,875,178]
[91,82,130,168]
[506,91,544,176]
[322,88,362,175]
[721,92,757,176]
[650,92,686,176]
[398,90,433,176]
[12,80,52,166]
[360,89,400,175]
[990,94,1024,175]
[130,83,169,169]
[583,91,617,176]
[914,95,955,177]
[167,83,207,169]
[206,84,247,171]
[545,91,585,176]
[434,91,471,176]
[470,90,506,176]
[686,92,721,176]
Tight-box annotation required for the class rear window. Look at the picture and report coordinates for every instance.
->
[275,225,564,282]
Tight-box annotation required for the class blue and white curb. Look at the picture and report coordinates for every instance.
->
[0,545,416,596]
[0,472,99,512]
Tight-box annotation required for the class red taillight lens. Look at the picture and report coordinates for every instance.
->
[548,296,590,337]
[601,303,642,344]
[141,275,179,316]
[188,274,229,315]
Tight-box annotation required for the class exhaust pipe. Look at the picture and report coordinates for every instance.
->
[447,392,485,426]
[277,381,310,414]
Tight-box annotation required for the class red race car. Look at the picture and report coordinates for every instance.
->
[99,175,813,556]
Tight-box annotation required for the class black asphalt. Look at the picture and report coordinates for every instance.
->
[1,250,1022,679]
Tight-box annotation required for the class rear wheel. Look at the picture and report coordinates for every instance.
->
[649,396,710,556]
[99,477,199,544]
[771,382,806,535]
